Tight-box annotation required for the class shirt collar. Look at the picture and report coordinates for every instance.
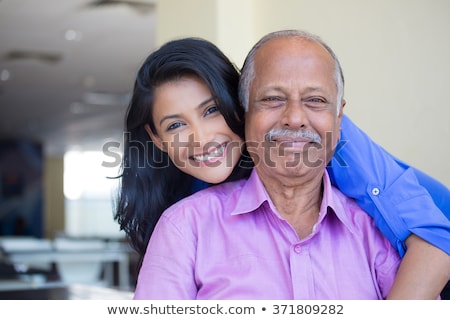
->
[231,169,270,216]
[231,169,357,234]
[317,170,358,235]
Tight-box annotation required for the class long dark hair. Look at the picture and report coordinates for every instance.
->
[114,38,252,264]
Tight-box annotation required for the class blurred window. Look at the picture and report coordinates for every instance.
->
[63,151,123,239]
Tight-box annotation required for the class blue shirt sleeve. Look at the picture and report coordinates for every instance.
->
[327,114,450,257]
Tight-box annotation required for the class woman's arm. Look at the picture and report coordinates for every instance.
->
[387,234,450,299]
[328,114,450,299]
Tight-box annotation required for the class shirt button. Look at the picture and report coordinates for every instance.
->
[371,187,380,196]
[294,244,302,254]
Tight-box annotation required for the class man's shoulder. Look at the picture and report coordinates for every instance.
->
[165,178,247,213]
[330,184,361,210]
[328,184,378,231]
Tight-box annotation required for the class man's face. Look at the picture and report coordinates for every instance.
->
[245,37,345,184]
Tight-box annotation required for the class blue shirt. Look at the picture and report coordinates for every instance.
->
[328,115,450,257]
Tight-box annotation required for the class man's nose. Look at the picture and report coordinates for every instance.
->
[281,100,308,129]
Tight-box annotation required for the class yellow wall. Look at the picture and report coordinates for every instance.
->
[156,0,256,67]
[44,156,65,238]
[156,0,450,187]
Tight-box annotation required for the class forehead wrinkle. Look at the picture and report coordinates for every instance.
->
[255,80,330,96]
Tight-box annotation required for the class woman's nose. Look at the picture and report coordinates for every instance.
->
[189,126,213,150]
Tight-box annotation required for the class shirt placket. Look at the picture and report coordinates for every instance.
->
[290,240,314,299]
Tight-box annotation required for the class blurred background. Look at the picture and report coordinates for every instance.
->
[0,0,449,299]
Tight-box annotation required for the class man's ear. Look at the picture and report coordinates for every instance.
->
[144,124,165,152]
[337,99,346,120]
[336,100,346,141]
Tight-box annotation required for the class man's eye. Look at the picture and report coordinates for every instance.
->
[309,98,325,103]
[167,122,184,131]
[259,96,286,108]
[204,105,219,116]
[262,96,283,102]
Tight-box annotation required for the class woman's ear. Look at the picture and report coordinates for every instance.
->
[144,124,166,152]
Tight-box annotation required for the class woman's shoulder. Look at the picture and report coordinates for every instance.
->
[163,178,247,216]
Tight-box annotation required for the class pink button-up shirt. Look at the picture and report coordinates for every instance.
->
[134,169,400,299]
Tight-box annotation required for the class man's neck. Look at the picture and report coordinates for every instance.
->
[257,169,324,239]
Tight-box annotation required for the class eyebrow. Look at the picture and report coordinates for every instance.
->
[303,86,325,93]
[159,96,216,126]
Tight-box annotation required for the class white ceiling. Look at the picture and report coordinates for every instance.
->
[0,0,157,155]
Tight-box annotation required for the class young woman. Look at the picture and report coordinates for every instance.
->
[114,37,449,299]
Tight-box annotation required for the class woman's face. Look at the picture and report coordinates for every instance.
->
[146,76,244,184]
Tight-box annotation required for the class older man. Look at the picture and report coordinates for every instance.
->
[134,30,401,299]
[241,30,346,241]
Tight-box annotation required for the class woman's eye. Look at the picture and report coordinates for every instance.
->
[204,105,219,116]
[166,121,184,131]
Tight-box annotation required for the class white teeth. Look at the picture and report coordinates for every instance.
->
[192,144,226,162]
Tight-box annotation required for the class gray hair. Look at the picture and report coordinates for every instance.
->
[238,30,345,114]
